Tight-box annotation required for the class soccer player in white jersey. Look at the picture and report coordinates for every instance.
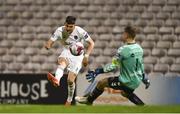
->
[44,16,94,105]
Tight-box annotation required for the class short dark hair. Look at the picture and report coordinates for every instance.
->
[65,16,76,24]
[124,26,136,39]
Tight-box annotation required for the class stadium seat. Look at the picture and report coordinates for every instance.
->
[103,48,116,57]
[144,64,153,74]
[138,0,153,5]
[2,55,15,63]
[76,19,89,27]
[165,19,179,27]
[32,55,47,64]
[41,63,56,72]
[24,63,41,73]
[168,49,180,57]
[164,72,180,77]
[147,5,161,13]
[91,48,103,57]
[9,47,23,56]
[8,26,20,33]
[109,41,123,48]
[49,0,63,5]
[157,41,172,49]
[119,19,133,26]
[134,19,147,27]
[87,5,101,13]
[175,57,180,64]
[16,55,30,63]
[24,47,39,56]
[161,35,177,42]
[126,12,140,20]
[123,0,136,5]
[88,19,101,27]
[162,5,176,12]
[170,64,180,72]
[21,11,33,19]
[156,12,170,20]
[167,0,180,5]
[99,34,113,41]
[159,56,175,65]
[143,49,151,57]
[135,34,145,42]
[0,63,8,73]
[172,12,180,19]
[95,56,111,65]
[144,56,158,64]
[131,5,145,13]
[152,48,167,57]
[146,34,161,42]
[96,26,111,34]
[154,63,169,74]
[148,72,164,77]
[152,0,166,5]
[0,40,14,48]
[7,33,20,41]
[116,5,129,12]
[143,27,158,34]
[104,19,117,27]
[159,27,173,34]
[93,0,106,5]
[94,40,107,48]
[95,12,110,19]
[36,26,52,33]
[47,55,58,63]
[172,41,180,48]
[0,48,7,56]
[80,12,95,19]
[141,41,156,49]
[175,27,180,34]
[8,63,23,72]
[141,12,154,20]
[148,20,164,27]
[112,26,124,34]
[103,5,117,13]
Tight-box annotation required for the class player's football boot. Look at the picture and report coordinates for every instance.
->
[75,96,92,105]
[47,72,59,87]
[65,101,71,106]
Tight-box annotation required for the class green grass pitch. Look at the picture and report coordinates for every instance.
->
[0,105,180,113]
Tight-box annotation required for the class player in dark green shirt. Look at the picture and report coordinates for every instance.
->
[75,26,150,105]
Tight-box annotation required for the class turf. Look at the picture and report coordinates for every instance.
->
[0,105,180,113]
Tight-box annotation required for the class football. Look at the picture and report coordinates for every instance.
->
[69,42,84,56]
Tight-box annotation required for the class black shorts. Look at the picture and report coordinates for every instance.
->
[107,77,134,94]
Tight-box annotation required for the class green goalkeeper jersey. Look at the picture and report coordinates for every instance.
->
[103,43,144,89]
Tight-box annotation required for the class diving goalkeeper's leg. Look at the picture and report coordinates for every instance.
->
[75,78,108,104]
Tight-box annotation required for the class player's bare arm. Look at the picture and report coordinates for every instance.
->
[44,39,54,50]
[82,38,94,67]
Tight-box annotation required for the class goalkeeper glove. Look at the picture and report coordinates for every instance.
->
[86,68,104,82]
[142,73,150,89]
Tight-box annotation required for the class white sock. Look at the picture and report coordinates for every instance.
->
[67,82,75,102]
[55,65,64,82]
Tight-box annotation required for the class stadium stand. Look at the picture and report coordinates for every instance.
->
[0,0,179,76]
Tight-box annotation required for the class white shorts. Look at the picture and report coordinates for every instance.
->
[59,48,84,75]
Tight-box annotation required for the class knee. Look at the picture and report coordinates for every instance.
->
[67,79,74,85]
[96,79,108,90]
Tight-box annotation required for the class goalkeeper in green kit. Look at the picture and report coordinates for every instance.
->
[75,26,150,105]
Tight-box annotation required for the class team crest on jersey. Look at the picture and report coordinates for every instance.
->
[74,35,78,40]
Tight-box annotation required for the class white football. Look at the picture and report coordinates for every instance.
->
[69,42,84,56]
